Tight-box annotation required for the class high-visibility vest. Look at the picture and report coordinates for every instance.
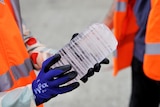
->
[113,0,160,81]
[0,1,44,107]
[0,0,36,91]
[113,0,139,76]
[143,0,160,81]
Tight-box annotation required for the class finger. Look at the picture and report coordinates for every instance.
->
[71,33,79,40]
[49,71,78,86]
[94,63,101,72]
[86,68,94,77]
[53,82,80,94]
[80,75,88,83]
[43,54,61,72]
[100,58,110,64]
[45,65,72,80]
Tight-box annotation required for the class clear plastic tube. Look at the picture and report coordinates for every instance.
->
[52,23,118,83]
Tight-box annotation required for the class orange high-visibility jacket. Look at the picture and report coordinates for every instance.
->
[113,0,160,81]
[0,0,36,92]
[144,0,160,81]
[0,0,43,107]
[113,0,139,75]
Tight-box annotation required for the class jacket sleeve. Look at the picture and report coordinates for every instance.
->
[0,84,36,107]
[22,23,58,70]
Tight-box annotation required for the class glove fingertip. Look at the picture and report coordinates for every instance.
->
[94,63,101,72]
[86,68,94,77]
[100,58,109,64]
[43,54,61,72]
[52,54,61,63]
[55,64,72,73]
[71,33,79,40]
[67,71,78,80]
[70,82,80,89]
[80,76,88,83]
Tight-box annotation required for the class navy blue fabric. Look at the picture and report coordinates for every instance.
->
[133,0,151,62]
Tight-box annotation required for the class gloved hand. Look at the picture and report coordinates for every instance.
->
[80,58,109,83]
[71,33,110,83]
[32,54,80,106]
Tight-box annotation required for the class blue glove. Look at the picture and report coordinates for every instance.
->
[32,54,80,106]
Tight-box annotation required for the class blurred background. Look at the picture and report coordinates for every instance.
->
[20,0,131,107]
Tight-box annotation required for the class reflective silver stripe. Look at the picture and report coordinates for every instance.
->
[113,50,117,57]
[0,71,13,91]
[11,58,33,80]
[145,43,160,54]
[10,0,23,34]
[116,1,126,12]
